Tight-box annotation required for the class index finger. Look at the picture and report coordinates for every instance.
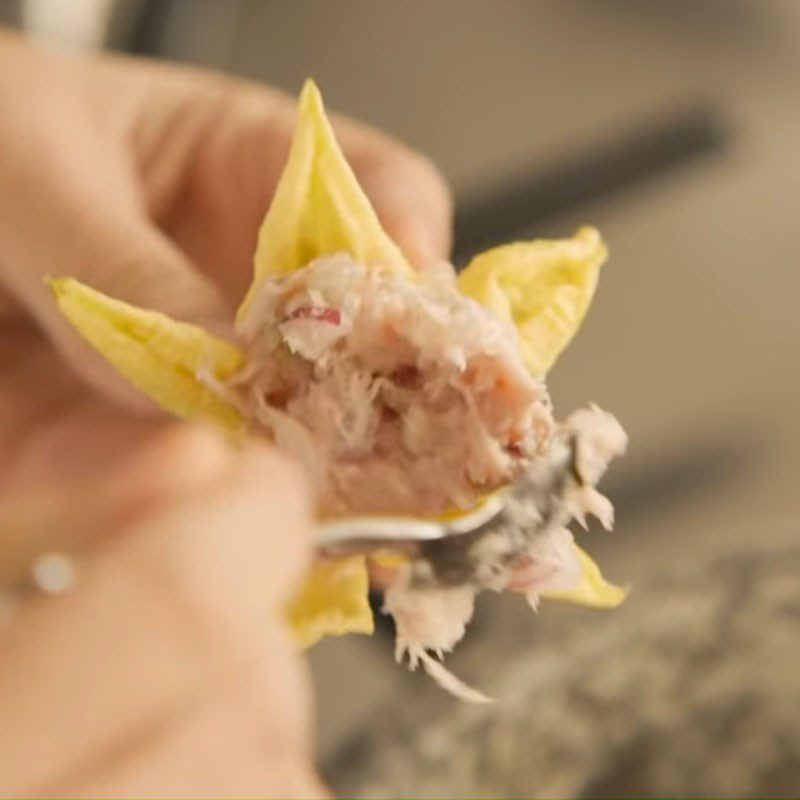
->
[332,115,454,267]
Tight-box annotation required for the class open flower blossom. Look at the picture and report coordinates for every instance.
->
[50,80,627,679]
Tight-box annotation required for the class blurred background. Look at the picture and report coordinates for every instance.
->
[5,1,799,796]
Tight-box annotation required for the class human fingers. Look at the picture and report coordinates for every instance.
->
[0,429,317,797]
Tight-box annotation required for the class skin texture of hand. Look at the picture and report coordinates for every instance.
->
[0,426,327,799]
[0,28,452,563]
[0,29,451,797]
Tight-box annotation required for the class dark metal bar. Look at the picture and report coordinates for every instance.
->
[453,104,728,263]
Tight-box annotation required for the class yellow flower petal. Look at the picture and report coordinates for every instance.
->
[457,227,608,377]
[542,543,628,608]
[287,555,374,649]
[49,277,244,432]
[237,79,413,323]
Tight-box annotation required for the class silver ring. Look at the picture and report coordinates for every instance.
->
[0,552,77,627]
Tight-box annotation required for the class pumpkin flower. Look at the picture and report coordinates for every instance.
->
[49,80,626,664]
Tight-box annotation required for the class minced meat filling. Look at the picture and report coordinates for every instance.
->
[229,254,554,516]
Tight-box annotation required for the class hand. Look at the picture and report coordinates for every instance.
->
[0,426,326,799]
[0,29,452,560]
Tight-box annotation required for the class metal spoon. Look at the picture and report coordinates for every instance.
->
[314,491,508,556]
[313,429,583,590]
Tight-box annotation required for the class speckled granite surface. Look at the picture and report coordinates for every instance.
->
[325,547,800,799]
